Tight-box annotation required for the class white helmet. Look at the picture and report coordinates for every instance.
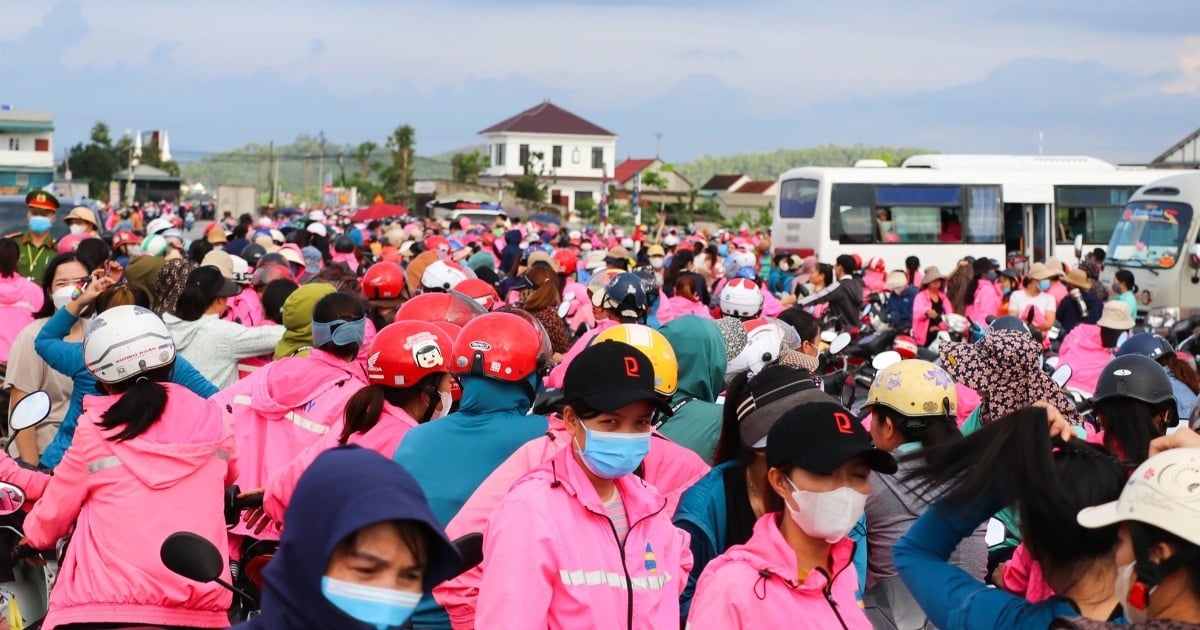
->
[231,256,251,285]
[663,235,680,247]
[84,305,176,384]
[421,260,470,293]
[726,318,784,378]
[719,278,764,318]
[141,234,169,257]
[145,217,174,236]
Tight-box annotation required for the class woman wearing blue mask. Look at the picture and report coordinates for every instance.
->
[1008,263,1057,338]
[475,340,693,629]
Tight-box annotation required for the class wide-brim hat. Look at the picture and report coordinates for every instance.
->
[920,266,945,286]
[1062,268,1091,290]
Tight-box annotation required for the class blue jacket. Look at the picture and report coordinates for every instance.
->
[894,493,1092,629]
[1167,368,1197,424]
[886,286,917,331]
[393,374,548,629]
[767,267,794,296]
[240,446,461,630]
[35,307,219,468]
[1057,291,1103,336]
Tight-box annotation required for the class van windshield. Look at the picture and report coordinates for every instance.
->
[1106,201,1193,269]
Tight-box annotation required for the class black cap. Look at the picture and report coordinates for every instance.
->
[188,265,241,302]
[564,341,672,415]
[766,401,897,475]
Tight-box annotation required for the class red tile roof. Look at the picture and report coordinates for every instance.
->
[479,102,615,137]
[614,158,656,184]
[700,174,747,191]
[735,180,776,194]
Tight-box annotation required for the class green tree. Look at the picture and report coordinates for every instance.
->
[696,198,723,221]
[383,125,416,202]
[141,142,181,177]
[575,195,598,225]
[513,151,548,202]
[63,122,124,199]
[353,141,379,179]
[451,150,491,184]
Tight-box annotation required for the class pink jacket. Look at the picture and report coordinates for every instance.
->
[474,447,693,630]
[912,289,953,346]
[687,513,869,629]
[0,274,44,363]
[956,384,981,425]
[545,319,618,390]
[1045,281,1067,307]
[1001,543,1055,603]
[436,415,710,629]
[212,348,366,539]
[760,287,784,318]
[225,286,265,327]
[1056,323,1111,396]
[562,280,595,332]
[965,278,1002,327]
[23,384,235,629]
[262,402,417,523]
[658,295,712,325]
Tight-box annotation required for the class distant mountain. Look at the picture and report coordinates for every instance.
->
[673,144,935,186]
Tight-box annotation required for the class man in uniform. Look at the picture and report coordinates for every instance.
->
[12,190,59,281]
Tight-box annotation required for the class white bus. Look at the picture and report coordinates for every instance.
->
[772,155,1161,274]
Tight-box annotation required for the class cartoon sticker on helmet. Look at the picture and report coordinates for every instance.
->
[414,343,444,369]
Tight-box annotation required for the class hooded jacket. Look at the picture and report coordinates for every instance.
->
[240,446,462,630]
[274,282,336,360]
[1056,323,1112,396]
[687,512,868,629]
[165,312,285,388]
[213,348,367,539]
[24,384,236,629]
[658,316,727,464]
[912,288,953,346]
[499,229,524,275]
[658,294,713,325]
[225,284,266,327]
[434,414,709,629]
[475,447,693,630]
[0,273,43,363]
[965,277,1003,327]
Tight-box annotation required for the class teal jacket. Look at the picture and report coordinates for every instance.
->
[657,316,726,464]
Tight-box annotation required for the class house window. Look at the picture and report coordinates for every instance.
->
[592,147,604,169]
[552,145,562,168]
[7,138,18,151]
[34,138,49,152]
[519,144,530,168]
[494,144,506,167]
[574,190,593,207]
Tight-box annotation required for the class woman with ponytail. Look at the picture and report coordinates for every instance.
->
[20,304,236,629]
[259,321,455,526]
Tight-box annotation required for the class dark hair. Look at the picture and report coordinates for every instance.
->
[521,263,560,312]
[98,363,175,441]
[341,372,444,442]
[232,224,248,239]
[188,239,213,265]
[75,238,110,268]
[332,520,431,586]
[1099,326,1125,349]
[1094,398,1169,469]
[262,278,299,324]
[1115,269,1137,293]
[835,254,857,274]
[772,253,789,266]
[714,370,755,465]
[813,263,834,287]
[777,307,819,345]
[763,463,796,514]
[907,407,1126,587]
[173,281,214,322]
[905,255,920,273]
[0,238,18,278]
[312,262,362,296]
[663,249,694,293]
[1162,354,1200,395]
[312,291,367,360]
[1126,522,1200,601]
[673,274,698,300]
[95,283,150,313]
[33,253,91,318]
[875,406,962,453]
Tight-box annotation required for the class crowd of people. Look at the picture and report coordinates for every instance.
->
[0,189,1196,629]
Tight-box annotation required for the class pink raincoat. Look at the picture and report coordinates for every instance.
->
[23,384,235,629]
[225,285,265,328]
[965,278,1003,327]
[1056,323,1112,396]
[0,274,44,363]
[436,416,709,629]
[474,447,693,629]
[211,348,366,539]
[912,289,953,346]
[658,295,712,325]
[561,279,595,332]
[687,512,869,629]
[262,402,417,523]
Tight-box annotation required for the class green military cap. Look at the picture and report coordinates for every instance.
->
[25,190,59,212]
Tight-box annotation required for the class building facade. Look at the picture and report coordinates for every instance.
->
[0,109,54,195]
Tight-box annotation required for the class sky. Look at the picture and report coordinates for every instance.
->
[2,0,1198,166]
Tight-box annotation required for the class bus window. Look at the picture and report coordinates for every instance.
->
[831,184,875,243]
[965,185,1002,244]
[1054,186,1136,243]
[779,178,818,218]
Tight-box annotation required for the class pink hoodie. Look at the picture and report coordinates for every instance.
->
[23,384,235,629]
[435,415,709,629]
[658,295,712,325]
[474,447,693,629]
[262,402,417,523]
[545,319,618,390]
[965,278,1003,327]
[0,274,44,363]
[1056,323,1112,396]
[912,289,953,346]
[687,513,869,629]
[225,285,265,327]
[211,348,366,539]
[561,279,595,332]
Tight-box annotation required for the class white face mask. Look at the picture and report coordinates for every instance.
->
[784,480,867,543]
[68,224,88,236]
[778,263,789,272]
[580,243,593,252]
[649,257,664,270]
[1115,562,1150,623]
[430,390,453,421]
[51,285,75,311]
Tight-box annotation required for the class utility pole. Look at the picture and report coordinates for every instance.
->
[655,133,663,158]
[317,131,326,207]
[269,141,278,207]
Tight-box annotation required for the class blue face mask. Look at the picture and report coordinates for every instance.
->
[574,424,651,479]
[984,270,997,282]
[312,317,367,348]
[1038,279,1051,291]
[28,216,52,234]
[1002,287,1012,297]
[321,576,420,630]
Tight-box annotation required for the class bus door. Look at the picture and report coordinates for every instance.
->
[1003,183,1054,268]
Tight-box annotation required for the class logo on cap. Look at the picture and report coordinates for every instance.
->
[469,340,492,351]
[834,411,854,435]
[1113,369,1133,376]
[624,356,640,378]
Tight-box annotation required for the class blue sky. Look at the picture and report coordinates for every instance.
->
[2,0,1198,165]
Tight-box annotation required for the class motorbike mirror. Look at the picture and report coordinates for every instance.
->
[1051,364,1073,388]
[1044,356,1060,369]
[1189,245,1200,270]
[453,532,485,573]
[161,532,224,583]
[10,390,51,432]
[829,332,852,354]
[860,304,872,318]
[871,351,902,371]
[1073,234,1084,259]
[0,482,26,516]
[556,299,571,319]
[1117,331,1129,347]
[820,330,838,344]
[985,518,1006,547]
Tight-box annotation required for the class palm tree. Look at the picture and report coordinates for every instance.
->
[353,141,378,180]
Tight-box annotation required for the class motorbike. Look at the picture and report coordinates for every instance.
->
[0,392,55,629]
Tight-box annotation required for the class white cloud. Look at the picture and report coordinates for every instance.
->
[1163,36,1200,95]
[0,1,54,41]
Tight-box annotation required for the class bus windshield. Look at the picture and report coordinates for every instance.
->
[1107,201,1193,269]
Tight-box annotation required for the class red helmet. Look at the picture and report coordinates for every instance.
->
[360,262,405,301]
[395,291,486,326]
[851,254,863,270]
[893,334,918,360]
[423,235,451,256]
[455,278,501,310]
[431,321,464,401]
[365,321,454,387]
[113,230,140,250]
[452,312,547,382]
[553,249,578,276]
[869,257,886,274]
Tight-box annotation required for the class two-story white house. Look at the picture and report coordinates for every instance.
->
[0,109,54,195]
[478,102,616,217]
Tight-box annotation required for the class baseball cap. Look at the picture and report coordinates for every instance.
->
[1077,447,1200,547]
[205,224,228,245]
[187,266,242,302]
[766,401,897,475]
[563,341,672,416]
[201,250,235,279]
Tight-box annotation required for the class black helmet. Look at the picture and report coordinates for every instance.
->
[989,315,1031,336]
[595,272,648,321]
[333,235,356,253]
[1115,332,1173,362]
[631,266,660,309]
[241,243,267,268]
[1093,354,1177,421]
